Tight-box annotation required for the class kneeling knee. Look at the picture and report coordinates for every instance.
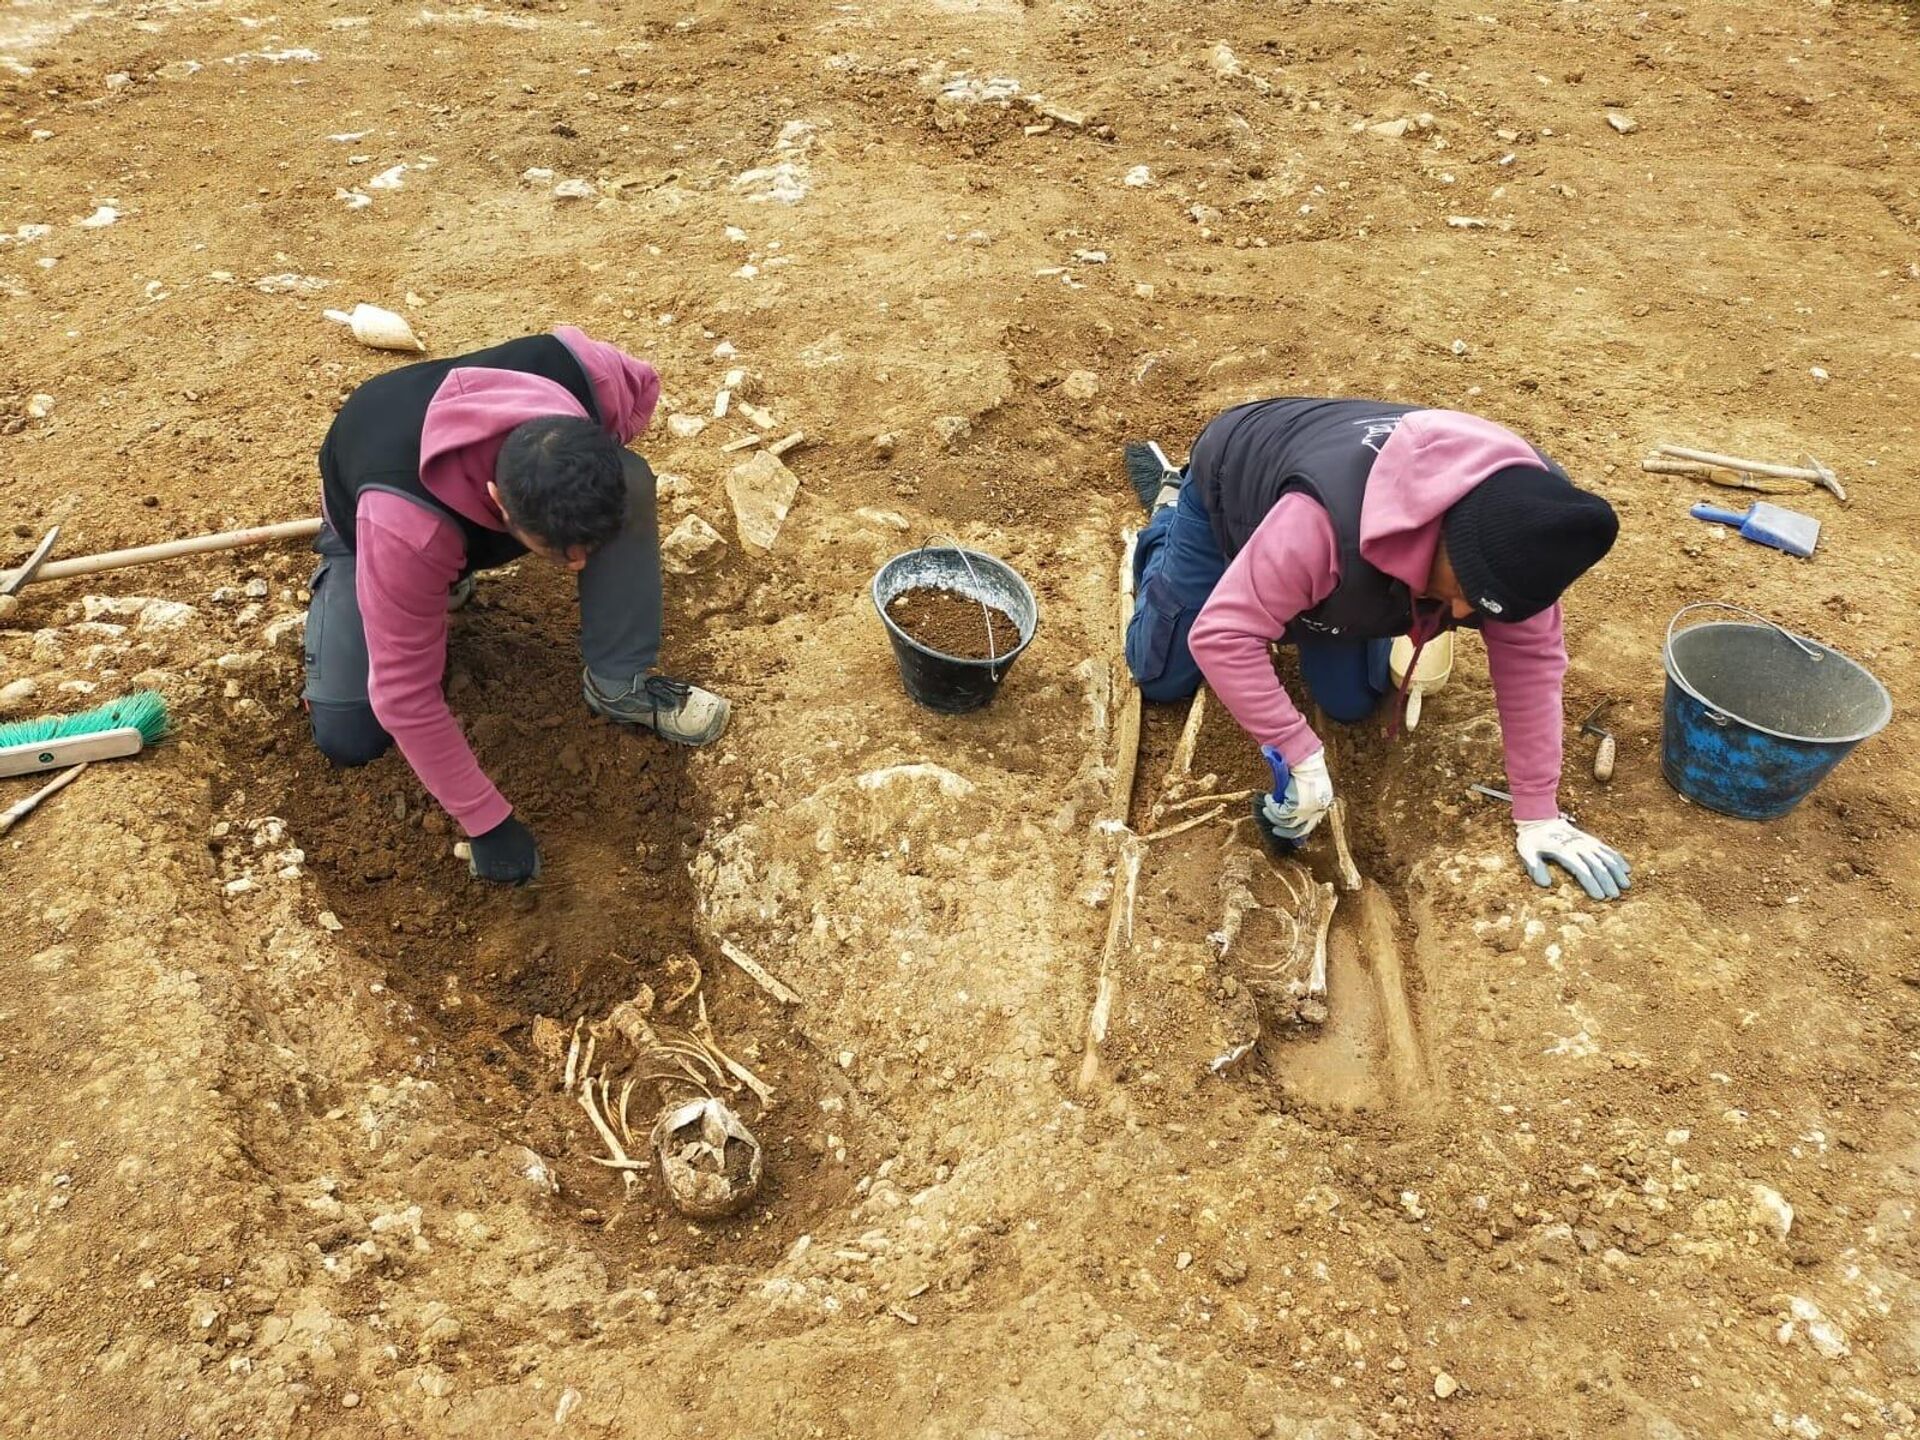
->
[310,706,392,767]
[1317,694,1382,725]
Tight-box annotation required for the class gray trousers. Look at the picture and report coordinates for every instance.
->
[304,450,663,765]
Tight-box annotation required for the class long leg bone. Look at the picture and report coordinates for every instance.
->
[1326,798,1363,893]
[1076,833,1143,1095]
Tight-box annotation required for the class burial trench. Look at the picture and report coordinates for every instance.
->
[1121,683,1439,1117]
[212,561,872,1270]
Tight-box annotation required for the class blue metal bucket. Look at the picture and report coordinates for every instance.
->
[1662,604,1891,820]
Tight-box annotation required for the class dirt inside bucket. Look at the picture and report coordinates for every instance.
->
[887,586,1021,660]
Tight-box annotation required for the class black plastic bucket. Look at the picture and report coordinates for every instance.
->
[872,543,1038,714]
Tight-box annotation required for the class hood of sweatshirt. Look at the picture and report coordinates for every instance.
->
[1359,409,1552,593]
[416,325,660,532]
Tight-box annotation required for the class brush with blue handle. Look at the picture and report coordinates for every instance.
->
[1253,744,1302,855]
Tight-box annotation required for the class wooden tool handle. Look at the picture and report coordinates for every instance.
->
[1593,734,1616,783]
[0,762,87,836]
[0,727,144,779]
[27,518,323,585]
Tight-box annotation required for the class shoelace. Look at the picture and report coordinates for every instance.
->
[642,674,692,708]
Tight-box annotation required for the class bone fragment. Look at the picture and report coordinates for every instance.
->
[718,939,802,1005]
[578,1079,640,1195]
[1076,833,1143,1094]
[1143,803,1228,843]
[1327,798,1363,893]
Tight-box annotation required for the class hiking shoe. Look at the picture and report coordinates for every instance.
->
[447,576,476,612]
[583,670,731,746]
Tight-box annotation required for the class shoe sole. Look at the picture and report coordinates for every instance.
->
[584,689,730,747]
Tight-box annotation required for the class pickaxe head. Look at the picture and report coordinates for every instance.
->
[0,525,59,598]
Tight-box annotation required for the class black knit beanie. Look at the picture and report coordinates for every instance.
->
[1441,466,1619,623]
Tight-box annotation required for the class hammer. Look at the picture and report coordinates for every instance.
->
[1580,700,1617,783]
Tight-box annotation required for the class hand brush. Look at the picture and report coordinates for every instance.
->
[1122,440,1185,511]
[0,689,171,779]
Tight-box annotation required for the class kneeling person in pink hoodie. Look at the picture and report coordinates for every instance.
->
[1124,398,1629,901]
[303,327,729,885]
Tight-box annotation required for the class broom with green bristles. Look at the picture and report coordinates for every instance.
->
[0,690,171,780]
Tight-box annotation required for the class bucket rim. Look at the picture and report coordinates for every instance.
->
[1663,618,1893,747]
[871,545,1039,671]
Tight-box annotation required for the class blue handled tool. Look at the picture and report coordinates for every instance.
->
[1689,501,1820,559]
[1253,744,1302,855]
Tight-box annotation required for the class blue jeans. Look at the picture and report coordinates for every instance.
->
[1124,482,1391,720]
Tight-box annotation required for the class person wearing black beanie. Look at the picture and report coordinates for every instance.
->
[1123,399,1632,901]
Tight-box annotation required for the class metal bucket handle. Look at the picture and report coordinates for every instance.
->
[915,534,1004,669]
[1665,602,1822,729]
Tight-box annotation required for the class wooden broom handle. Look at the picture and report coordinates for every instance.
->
[27,518,323,584]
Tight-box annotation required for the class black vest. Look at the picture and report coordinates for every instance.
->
[318,334,600,570]
[1192,398,1560,639]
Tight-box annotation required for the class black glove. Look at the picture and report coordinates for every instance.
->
[468,814,540,884]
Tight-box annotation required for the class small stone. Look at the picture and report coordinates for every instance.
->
[855,507,910,531]
[557,746,584,776]
[1749,1184,1793,1240]
[341,1393,361,1409]
[1434,1372,1458,1399]
[666,414,707,440]
[1450,339,1469,356]
[661,514,727,574]
[418,1369,455,1399]
[932,415,972,451]
[1062,370,1100,400]
[1123,164,1154,187]
[318,911,344,932]
[1368,118,1411,140]
[521,166,555,182]
[1606,111,1638,134]
[26,394,55,420]
[105,71,133,90]
[244,578,270,599]
[1175,1251,1194,1271]
[1446,216,1488,229]
[872,431,897,456]
[552,179,596,200]
[0,677,38,714]
[1531,1222,1579,1265]
[223,876,256,897]
[1809,366,1829,382]
[1213,1255,1247,1285]
[1400,1190,1427,1221]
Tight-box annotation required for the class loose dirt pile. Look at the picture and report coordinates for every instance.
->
[3,2,1920,1437]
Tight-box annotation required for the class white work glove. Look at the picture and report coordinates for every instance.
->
[1515,818,1631,901]
[1258,748,1334,842]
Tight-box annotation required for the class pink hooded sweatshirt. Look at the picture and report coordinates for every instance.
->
[1186,410,1568,821]
[346,326,659,836]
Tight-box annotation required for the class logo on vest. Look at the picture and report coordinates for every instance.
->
[1478,596,1504,615]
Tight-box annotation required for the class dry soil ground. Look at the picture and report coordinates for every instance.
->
[3,1,1920,1437]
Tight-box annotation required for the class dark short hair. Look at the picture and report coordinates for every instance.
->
[494,417,628,552]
